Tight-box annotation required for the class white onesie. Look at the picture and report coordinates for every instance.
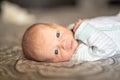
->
[70,13,120,61]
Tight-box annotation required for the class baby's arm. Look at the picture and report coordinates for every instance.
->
[74,21,117,61]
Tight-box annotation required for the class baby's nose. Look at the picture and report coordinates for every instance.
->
[61,40,66,49]
[60,39,71,50]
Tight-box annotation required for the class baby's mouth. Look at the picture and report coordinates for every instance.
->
[67,40,73,50]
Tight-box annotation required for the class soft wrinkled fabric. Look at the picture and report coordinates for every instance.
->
[70,13,120,61]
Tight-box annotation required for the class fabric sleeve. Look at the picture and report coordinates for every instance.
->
[74,21,117,59]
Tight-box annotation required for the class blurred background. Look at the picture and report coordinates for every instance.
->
[0,0,120,47]
[0,0,120,25]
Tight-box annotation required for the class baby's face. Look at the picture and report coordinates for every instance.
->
[34,24,78,62]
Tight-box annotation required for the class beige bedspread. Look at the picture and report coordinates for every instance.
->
[0,22,120,80]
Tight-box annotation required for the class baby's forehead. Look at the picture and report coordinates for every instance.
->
[36,24,55,32]
[26,24,49,36]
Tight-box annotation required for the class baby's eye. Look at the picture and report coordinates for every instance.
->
[56,32,60,38]
[54,49,59,55]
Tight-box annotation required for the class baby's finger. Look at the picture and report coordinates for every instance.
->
[73,19,82,32]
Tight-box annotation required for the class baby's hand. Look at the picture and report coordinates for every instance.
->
[73,19,82,33]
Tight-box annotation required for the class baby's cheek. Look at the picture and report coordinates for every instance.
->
[64,53,73,60]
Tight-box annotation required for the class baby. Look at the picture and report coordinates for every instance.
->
[22,14,120,62]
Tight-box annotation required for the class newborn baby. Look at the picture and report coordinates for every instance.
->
[22,20,81,62]
[22,14,120,62]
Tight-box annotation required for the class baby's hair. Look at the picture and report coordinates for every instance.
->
[22,23,54,61]
[25,23,49,32]
[22,23,40,60]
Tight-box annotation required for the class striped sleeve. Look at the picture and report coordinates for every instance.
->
[74,21,117,60]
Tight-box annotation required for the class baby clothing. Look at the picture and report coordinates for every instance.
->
[70,13,120,61]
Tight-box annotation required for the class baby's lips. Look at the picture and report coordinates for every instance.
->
[66,40,73,50]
